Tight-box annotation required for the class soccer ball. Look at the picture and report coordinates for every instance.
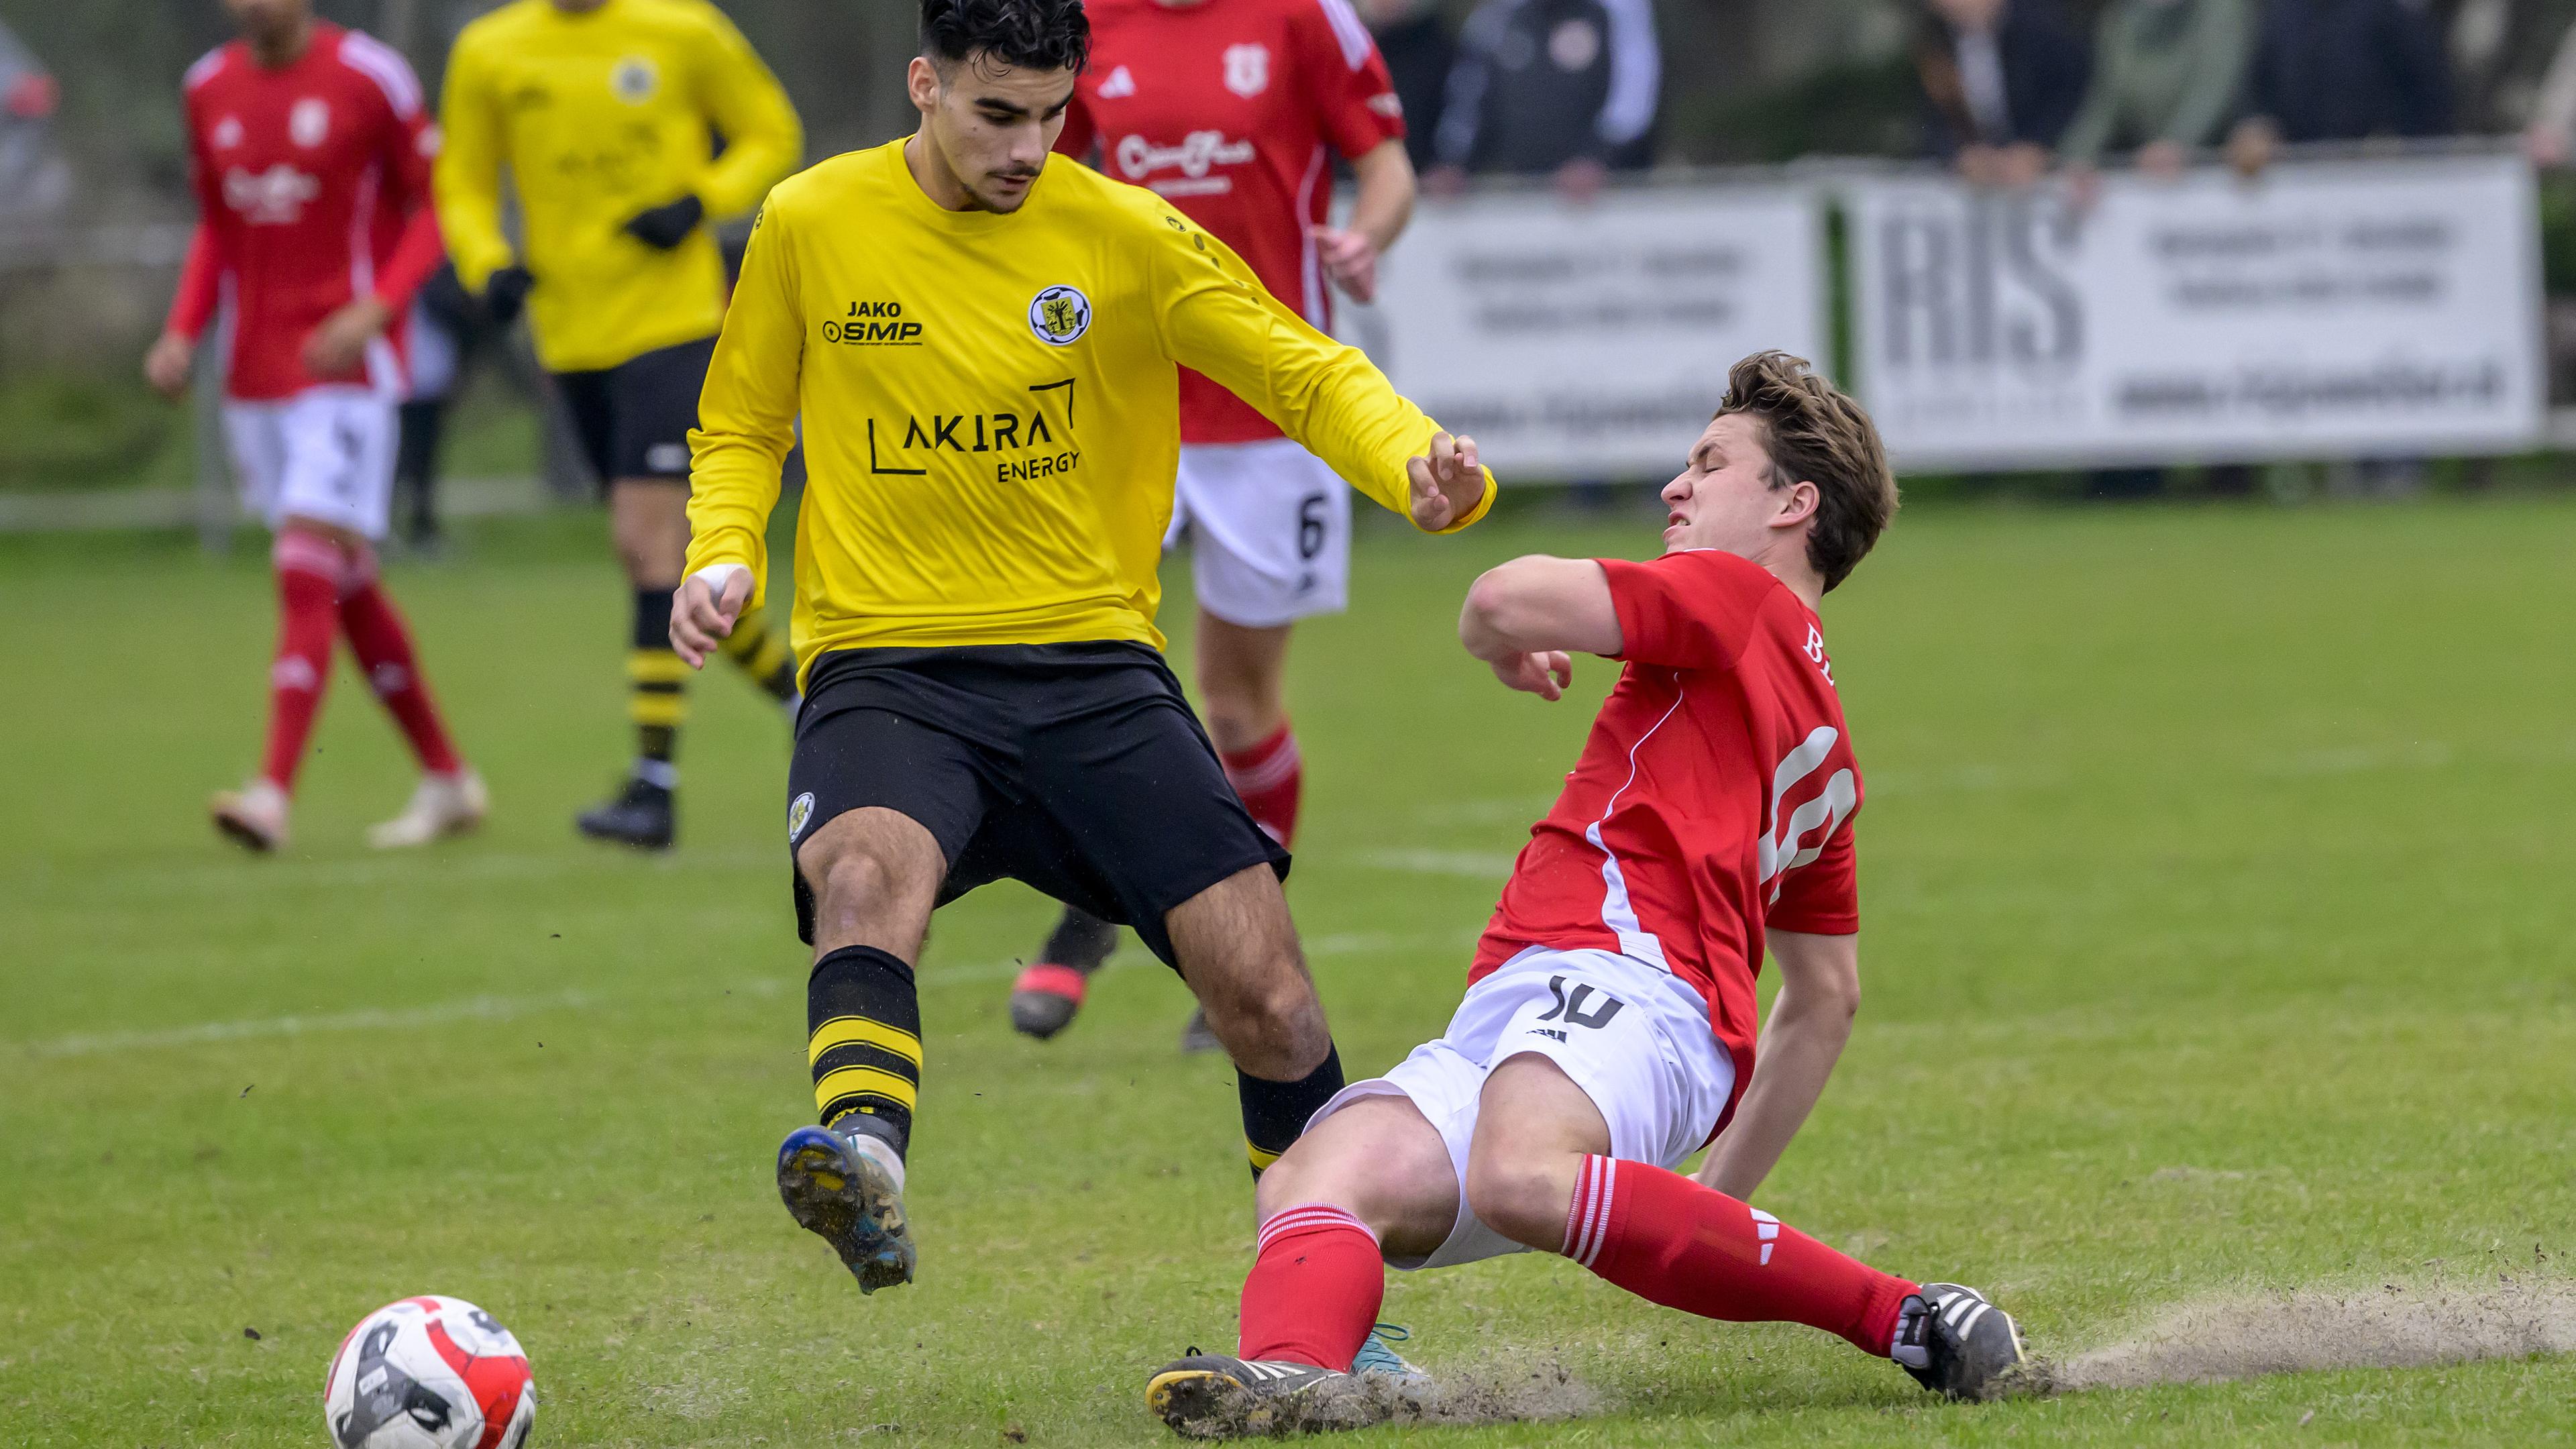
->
[321,1295,536,1449]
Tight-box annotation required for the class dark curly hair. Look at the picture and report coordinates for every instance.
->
[920,0,1092,74]
[1714,351,1898,594]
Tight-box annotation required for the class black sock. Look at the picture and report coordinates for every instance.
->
[1238,1042,1342,1179]
[629,587,684,782]
[808,945,922,1159]
[1038,905,1119,975]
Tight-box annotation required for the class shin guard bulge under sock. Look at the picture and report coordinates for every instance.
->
[808,945,923,1159]
[261,530,344,790]
[1236,1205,1385,1370]
[337,553,462,775]
[1237,1042,1342,1178]
[1563,1155,1917,1356]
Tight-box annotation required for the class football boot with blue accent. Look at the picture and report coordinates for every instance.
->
[775,1124,914,1293]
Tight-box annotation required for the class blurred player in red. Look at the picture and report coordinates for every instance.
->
[145,0,482,854]
[1010,0,1419,1048]
[1145,355,2031,1437]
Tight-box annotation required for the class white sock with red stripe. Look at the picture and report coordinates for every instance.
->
[1560,1154,1917,1356]
[1235,1203,1383,1371]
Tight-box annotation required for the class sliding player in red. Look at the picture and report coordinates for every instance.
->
[1147,354,2028,1436]
[1009,0,1417,1049]
[147,0,482,853]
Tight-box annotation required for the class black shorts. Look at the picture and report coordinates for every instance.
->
[786,642,1290,967]
[553,335,716,490]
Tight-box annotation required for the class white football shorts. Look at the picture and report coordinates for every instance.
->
[1307,945,1737,1271]
[1166,437,1351,628]
[222,386,399,540]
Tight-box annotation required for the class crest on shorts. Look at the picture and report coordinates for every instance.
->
[289,97,331,148]
[788,792,815,843]
[1027,285,1091,346]
[611,56,660,104]
[1222,44,1269,98]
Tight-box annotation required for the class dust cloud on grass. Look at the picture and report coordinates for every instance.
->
[1371,1354,1605,1428]
[2026,1272,2576,1395]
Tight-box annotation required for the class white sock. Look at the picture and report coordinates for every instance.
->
[844,1126,907,1193]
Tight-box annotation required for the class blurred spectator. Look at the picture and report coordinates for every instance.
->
[0,19,70,227]
[2225,0,2452,176]
[1357,0,1454,174]
[1428,0,1660,203]
[2527,21,2576,168]
[1913,0,2092,187]
[2059,0,2254,178]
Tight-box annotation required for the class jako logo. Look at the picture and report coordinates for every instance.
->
[824,301,921,345]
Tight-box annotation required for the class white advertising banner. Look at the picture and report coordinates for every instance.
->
[1338,184,1827,477]
[1845,156,2546,470]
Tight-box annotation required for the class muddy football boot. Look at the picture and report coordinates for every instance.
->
[1147,1352,1381,1438]
[775,1124,915,1294]
[1892,1283,2029,1400]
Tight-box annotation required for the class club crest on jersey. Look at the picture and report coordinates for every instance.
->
[611,56,660,104]
[1223,43,1270,98]
[1027,285,1091,346]
[289,97,330,148]
[788,792,815,843]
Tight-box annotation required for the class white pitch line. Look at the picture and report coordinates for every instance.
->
[1351,848,1519,878]
[13,929,1477,1060]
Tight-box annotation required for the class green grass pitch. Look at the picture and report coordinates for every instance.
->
[3,496,2571,1446]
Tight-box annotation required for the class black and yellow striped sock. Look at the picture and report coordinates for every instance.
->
[718,608,800,704]
[809,945,922,1159]
[1238,1042,1342,1179]
[630,588,687,780]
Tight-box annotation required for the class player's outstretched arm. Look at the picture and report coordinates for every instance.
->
[1457,554,1621,698]
[1697,928,1860,1201]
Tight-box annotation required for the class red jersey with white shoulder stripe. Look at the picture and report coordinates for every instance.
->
[166,22,443,402]
[1472,549,1864,1125]
[1059,0,1404,444]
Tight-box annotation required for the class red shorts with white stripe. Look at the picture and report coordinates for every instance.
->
[1303,945,1736,1271]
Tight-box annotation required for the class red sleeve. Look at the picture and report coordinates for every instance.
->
[168,93,227,341]
[1599,549,1777,669]
[1054,91,1098,164]
[1294,0,1406,158]
[1767,814,1858,935]
[373,103,447,312]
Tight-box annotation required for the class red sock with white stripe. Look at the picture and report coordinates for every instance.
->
[260,528,345,792]
[1220,722,1301,848]
[1236,1204,1383,1371]
[335,545,463,775]
[1562,1155,1917,1356]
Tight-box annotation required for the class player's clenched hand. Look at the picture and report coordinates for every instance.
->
[1313,225,1380,303]
[1407,431,1483,531]
[672,564,753,668]
[144,331,195,400]
[302,297,392,381]
[1490,650,1572,701]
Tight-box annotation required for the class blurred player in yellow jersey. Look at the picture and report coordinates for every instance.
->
[433,0,802,848]
[674,0,1495,1297]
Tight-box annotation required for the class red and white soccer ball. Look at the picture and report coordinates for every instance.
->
[322,1295,536,1449]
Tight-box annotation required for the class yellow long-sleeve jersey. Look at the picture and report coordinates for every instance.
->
[684,140,1496,671]
[433,0,801,373]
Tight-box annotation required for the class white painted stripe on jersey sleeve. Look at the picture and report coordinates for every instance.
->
[339,32,425,119]
[1585,678,1686,970]
[1316,0,1375,70]
[184,46,231,92]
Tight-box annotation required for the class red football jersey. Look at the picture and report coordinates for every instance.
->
[1061,0,1404,444]
[166,22,443,402]
[1472,550,1864,1132]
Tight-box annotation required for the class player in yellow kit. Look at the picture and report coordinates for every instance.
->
[667,0,1495,1296]
[434,0,803,848]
